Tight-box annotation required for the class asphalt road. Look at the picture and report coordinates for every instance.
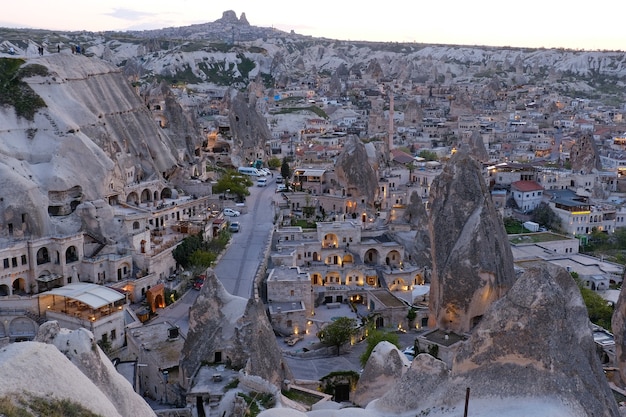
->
[151,176,277,334]
[213,177,277,298]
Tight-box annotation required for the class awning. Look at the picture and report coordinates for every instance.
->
[37,273,61,282]
[41,282,125,309]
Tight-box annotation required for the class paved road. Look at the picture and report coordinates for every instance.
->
[151,176,277,334]
[214,177,277,298]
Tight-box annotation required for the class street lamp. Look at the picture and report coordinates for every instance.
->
[223,188,230,209]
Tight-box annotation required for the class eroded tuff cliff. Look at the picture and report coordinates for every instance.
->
[353,341,411,408]
[34,321,156,417]
[334,135,379,204]
[181,269,291,387]
[0,323,155,417]
[428,151,516,333]
[399,191,432,275]
[570,132,601,175]
[227,91,272,168]
[612,272,626,386]
[0,54,187,241]
[374,264,620,416]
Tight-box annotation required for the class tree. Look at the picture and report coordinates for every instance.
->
[418,150,438,161]
[212,170,252,201]
[172,233,204,269]
[317,317,357,356]
[268,157,281,169]
[189,249,215,271]
[572,273,614,329]
[406,162,416,183]
[280,158,292,188]
[531,202,562,232]
[359,329,400,366]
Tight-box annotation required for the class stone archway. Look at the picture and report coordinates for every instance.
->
[0,284,10,296]
[386,250,401,268]
[126,191,139,205]
[364,248,380,265]
[9,317,37,341]
[12,278,26,294]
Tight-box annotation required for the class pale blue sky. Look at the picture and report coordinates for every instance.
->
[2,0,624,51]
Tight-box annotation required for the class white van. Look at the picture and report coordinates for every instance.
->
[257,178,268,187]
[238,166,260,176]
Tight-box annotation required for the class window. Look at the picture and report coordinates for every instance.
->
[110,329,117,340]
[11,258,17,268]
[3,259,8,269]
[21,255,27,265]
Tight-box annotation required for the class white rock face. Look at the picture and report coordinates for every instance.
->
[353,341,411,407]
[0,339,156,417]
[35,321,157,417]
[0,53,180,241]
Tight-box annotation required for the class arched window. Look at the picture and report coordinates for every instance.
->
[36,248,50,265]
[65,246,78,264]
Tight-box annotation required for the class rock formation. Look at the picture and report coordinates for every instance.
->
[428,151,516,333]
[353,341,411,407]
[612,271,626,386]
[181,269,291,388]
[570,132,601,174]
[373,263,620,416]
[0,323,156,417]
[34,321,156,417]
[227,91,273,168]
[0,54,185,242]
[399,191,432,276]
[463,130,489,163]
[334,136,379,205]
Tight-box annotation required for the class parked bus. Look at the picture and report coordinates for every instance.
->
[237,166,261,176]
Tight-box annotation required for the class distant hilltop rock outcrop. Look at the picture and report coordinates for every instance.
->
[0,323,155,417]
[215,10,250,26]
[371,263,620,416]
[428,151,516,333]
[181,269,292,388]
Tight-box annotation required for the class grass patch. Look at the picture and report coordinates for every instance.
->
[0,58,48,120]
[0,394,104,417]
[273,106,328,119]
[282,389,324,407]
[237,392,274,417]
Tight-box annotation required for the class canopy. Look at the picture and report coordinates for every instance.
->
[42,283,125,309]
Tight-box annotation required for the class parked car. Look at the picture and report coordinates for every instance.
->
[193,277,205,291]
[260,168,272,176]
[275,184,287,193]
[229,222,240,233]
[276,176,284,184]
[223,208,240,217]
[403,346,416,361]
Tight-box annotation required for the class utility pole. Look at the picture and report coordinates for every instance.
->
[464,387,470,417]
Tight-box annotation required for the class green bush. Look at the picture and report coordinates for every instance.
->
[0,58,48,120]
